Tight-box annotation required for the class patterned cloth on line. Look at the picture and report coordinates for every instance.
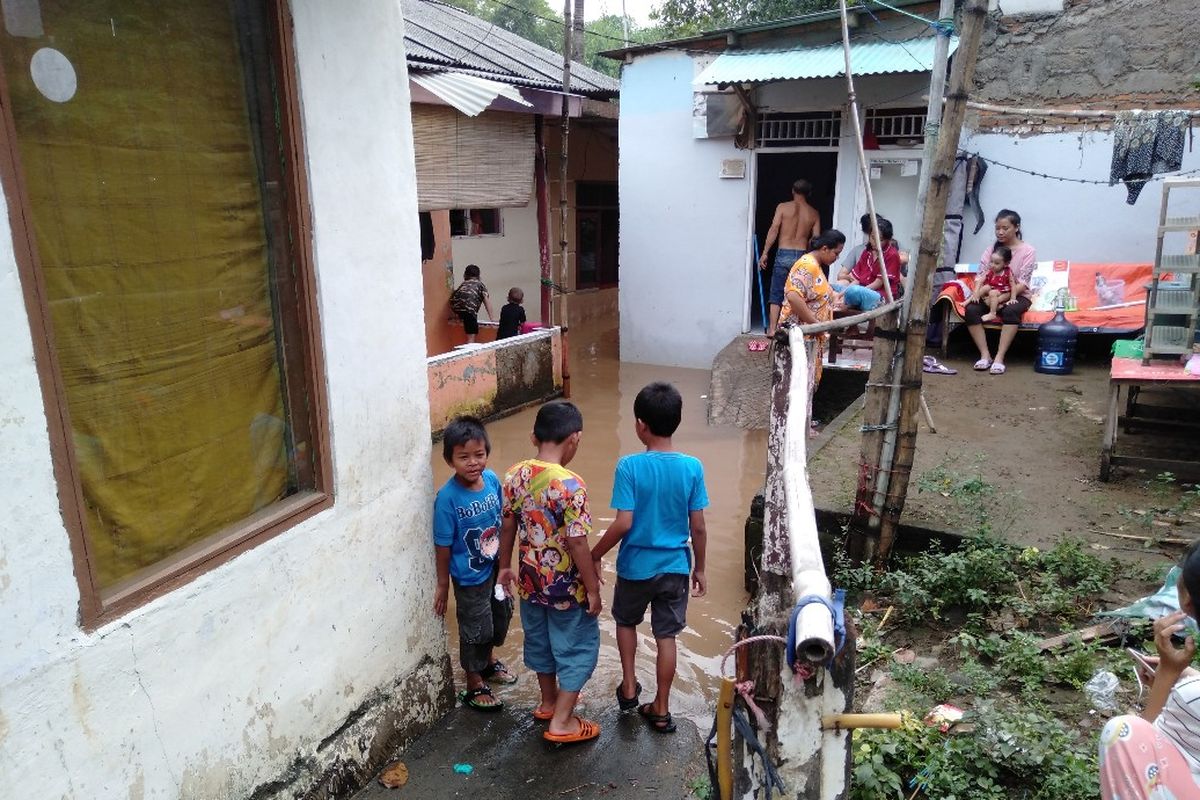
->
[1110,110,1189,205]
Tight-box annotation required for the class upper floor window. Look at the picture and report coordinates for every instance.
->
[0,0,330,625]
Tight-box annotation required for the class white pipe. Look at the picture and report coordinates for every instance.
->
[785,327,835,664]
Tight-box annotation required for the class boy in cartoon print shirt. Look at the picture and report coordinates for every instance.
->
[499,401,602,744]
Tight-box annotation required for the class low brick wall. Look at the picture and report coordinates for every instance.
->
[427,327,564,437]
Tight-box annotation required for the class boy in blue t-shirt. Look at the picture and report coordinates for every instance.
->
[591,383,708,734]
[433,416,516,712]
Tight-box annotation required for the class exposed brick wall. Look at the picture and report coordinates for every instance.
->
[971,0,1199,132]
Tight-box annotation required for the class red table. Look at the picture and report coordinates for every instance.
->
[1101,357,1200,480]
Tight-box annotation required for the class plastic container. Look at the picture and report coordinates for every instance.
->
[1035,306,1078,375]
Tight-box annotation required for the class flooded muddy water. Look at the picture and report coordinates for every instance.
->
[430,319,767,723]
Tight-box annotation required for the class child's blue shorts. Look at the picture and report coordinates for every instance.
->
[520,599,599,693]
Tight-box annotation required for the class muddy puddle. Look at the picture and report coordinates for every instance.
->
[430,319,767,723]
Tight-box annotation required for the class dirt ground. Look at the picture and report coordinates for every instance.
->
[809,332,1200,561]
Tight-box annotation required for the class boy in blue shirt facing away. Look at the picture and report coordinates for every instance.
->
[591,382,708,734]
[433,416,516,712]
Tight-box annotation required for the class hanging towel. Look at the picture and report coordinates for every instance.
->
[1109,110,1188,204]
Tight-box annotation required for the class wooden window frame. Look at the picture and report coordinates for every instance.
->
[0,0,333,629]
[449,207,504,239]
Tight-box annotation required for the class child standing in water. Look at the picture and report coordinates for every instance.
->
[591,382,708,734]
[498,401,603,744]
[497,287,527,340]
[970,245,1014,323]
[450,264,494,343]
[432,417,516,712]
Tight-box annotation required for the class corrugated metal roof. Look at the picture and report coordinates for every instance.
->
[402,0,620,99]
[693,36,958,86]
[411,71,534,116]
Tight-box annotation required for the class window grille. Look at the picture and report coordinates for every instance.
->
[757,112,841,147]
[866,107,927,145]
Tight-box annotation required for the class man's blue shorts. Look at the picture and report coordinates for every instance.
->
[769,248,807,305]
[520,599,599,692]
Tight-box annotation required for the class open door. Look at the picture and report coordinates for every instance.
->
[750,151,838,331]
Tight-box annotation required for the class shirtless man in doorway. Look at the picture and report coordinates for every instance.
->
[757,179,821,337]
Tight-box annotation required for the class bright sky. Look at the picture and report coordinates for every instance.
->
[583,0,658,28]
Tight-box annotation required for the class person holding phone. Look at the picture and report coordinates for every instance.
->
[1100,542,1200,798]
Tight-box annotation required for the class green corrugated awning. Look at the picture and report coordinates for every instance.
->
[693,36,958,86]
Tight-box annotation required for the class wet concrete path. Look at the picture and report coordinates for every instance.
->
[352,704,705,799]
[355,320,765,797]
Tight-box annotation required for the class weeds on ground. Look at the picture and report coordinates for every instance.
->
[836,535,1130,800]
[686,775,711,799]
[913,454,1020,535]
[851,704,1098,800]
[1116,471,1200,529]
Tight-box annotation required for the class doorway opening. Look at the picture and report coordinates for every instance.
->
[751,151,838,332]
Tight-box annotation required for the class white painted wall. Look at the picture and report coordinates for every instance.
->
[0,2,446,798]
[619,56,930,368]
[619,51,753,369]
[451,193,541,319]
[959,128,1200,265]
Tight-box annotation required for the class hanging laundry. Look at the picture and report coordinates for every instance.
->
[964,155,988,234]
[1109,110,1188,204]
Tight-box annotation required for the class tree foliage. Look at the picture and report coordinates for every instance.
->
[649,0,837,38]
[442,0,663,79]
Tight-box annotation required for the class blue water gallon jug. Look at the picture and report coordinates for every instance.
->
[1035,307,1078,375]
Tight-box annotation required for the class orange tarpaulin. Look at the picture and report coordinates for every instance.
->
[935,262,1153,331]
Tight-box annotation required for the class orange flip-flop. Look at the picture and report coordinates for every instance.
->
[532,696,587,721]
[543,715,600,744]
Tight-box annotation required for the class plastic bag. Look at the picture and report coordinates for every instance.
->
[1084,670,1120,713]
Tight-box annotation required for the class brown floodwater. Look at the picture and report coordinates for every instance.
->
[430,319,767,723]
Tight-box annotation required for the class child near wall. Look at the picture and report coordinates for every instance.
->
[432,416,517,712]
[450,264,495,344]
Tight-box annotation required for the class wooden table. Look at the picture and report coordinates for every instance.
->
[1101,357,1200,480]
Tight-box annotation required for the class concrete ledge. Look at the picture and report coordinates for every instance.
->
[427,327,564,437]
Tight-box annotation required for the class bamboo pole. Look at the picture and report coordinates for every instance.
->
[964,99,1200,119]
[864,0,955,539]
[557,0,573,328]
[875,0,990,566]
[836,0,892,305]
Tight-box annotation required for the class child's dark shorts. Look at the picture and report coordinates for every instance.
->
[458,311,480,335]
[611,573,689,638]
[453,572,512,673]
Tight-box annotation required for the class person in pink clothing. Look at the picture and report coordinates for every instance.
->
[963,210,1037,376]
[1100,541,1200,799]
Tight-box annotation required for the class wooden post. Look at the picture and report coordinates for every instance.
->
[875,0,989,565]
[853,0,953,558]
[534,115,552,325]
[557,0,573,328]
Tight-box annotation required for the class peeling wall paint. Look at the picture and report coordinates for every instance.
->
[427,328,564,436]
[0,2,451,798]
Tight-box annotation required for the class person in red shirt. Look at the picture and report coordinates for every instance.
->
[833,216,902,310]
[969,245,1014,323]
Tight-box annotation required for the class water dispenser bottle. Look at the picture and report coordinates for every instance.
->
[1035,292,1078,375]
